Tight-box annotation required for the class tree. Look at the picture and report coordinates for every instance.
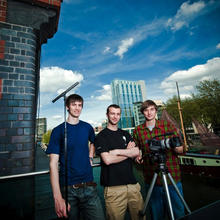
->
[165,95,179,122]
[194,79,220,131]
[42,130,52,144]
[165,79,220,134]
[165,95,201,129]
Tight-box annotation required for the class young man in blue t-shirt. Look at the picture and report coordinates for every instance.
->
[46,94,104,220]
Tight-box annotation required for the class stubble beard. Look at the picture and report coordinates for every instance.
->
[108,118,118,126]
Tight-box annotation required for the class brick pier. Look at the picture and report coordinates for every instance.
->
[0,0,62,175]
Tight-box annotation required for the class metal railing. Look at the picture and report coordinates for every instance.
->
[0,163,101,180]
[0,163,102,220]
[0,170,50,180]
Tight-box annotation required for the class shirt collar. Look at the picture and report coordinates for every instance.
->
[140,119,163,130]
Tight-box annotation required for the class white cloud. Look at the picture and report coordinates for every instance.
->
[87,120,101,127]
[63,0,82,4]
[161,57,220,97]
[80,98,111,128]
[103,46,111,54]
[114,38,134,59]
[40,66,83,93]
[94,84,112,101]
[52,115,63,120]
[167,0,206,31]
[216,43,220,49]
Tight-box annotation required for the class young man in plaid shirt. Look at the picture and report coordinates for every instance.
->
[133,100,185,220]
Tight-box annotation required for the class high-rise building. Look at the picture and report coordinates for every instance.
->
[111,79,146,128]
[133,102,145,126]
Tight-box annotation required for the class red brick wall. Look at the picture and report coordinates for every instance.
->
[0,0,7,22]
[34,0,62,26]
[0,39,5,59]
[22,0,61,10]
[0,0,62,23]
[0,0,62,102]
[35,0,61,7]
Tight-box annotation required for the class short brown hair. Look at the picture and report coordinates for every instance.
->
[140,100,158,114]
[106,104,121,114]
[65,94,83,108]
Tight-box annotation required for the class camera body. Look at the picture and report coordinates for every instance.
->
[149,136,181,152]
[147,133,181,163]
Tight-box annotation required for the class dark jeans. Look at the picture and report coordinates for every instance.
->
[65,185,105,220]
[145,182,185,220]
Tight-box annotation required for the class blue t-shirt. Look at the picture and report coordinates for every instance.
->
[46,120,95,186]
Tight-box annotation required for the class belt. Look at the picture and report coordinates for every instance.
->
[72,181,97,189]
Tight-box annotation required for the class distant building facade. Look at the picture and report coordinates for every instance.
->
[111,79,146,128]
[36,118,47,142]
[154,100,165,119]
[133,101,145,126]
[101,119,107,129]
[94,125,103,135]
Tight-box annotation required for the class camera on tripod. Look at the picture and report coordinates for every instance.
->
[140,133,191,219]
[147,133,182,163]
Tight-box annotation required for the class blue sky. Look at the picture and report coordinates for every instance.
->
[39,0,220,129]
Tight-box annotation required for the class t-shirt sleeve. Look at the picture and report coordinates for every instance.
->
[123,130,133,144]
[88,124,95,144]
[46,127,61,155]
[94,134,109,155]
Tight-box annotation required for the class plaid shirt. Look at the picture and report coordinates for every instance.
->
[133,120,181,185]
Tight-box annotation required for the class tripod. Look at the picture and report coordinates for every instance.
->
[139,156,191,220]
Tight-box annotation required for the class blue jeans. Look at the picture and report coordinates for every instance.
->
[145,182,185,220]
[66,185,105,220]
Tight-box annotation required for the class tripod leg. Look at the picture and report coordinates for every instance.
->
[167,173,191,214]
[161,173,175,220]
[139,172,158,217]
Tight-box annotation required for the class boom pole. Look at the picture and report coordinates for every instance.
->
[176,82,188,151]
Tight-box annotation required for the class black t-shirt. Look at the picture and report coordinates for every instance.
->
[95,128,137,186]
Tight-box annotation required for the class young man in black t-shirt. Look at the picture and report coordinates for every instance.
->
[95,104,144,220]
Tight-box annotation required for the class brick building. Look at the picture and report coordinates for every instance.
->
[0,0,62,175]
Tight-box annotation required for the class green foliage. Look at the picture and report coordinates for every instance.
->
[194,79,220,127]
[165,95,180,122]
[42,130,52,144]
[165,79,220,130]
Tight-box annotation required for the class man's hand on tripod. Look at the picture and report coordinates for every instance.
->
[174,145,184,154]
